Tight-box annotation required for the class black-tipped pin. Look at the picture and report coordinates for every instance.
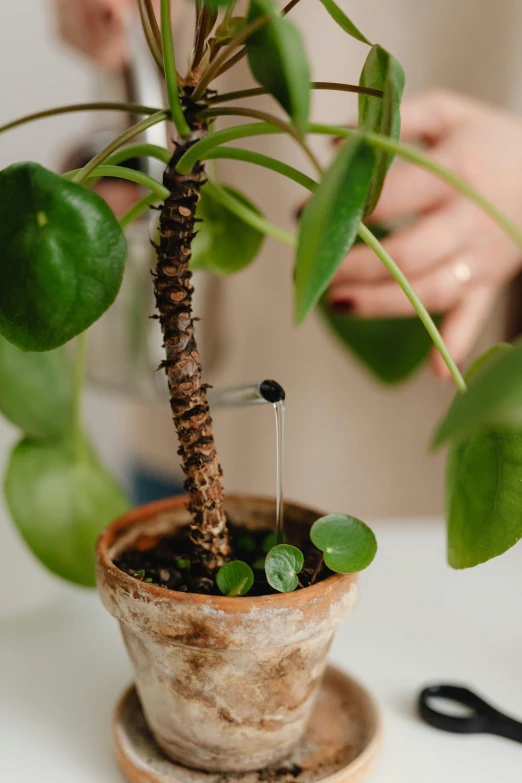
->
[259,380,286,404]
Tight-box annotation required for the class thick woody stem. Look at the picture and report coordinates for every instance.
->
[154,109,230,570]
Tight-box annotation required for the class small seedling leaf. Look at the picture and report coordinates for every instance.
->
[216,560,254,596]
[310,513,377,573]
[265,544,304,592]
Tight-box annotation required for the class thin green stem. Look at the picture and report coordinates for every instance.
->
[0,102,163,136]
[215,48,245,78]
[103,143,171,167]
[192,15,269,101]
[193,5,211,70]
[203,147,318,191]
[176,122,279,173]
[199,107,322,174]
[283,0,303,13]
[72,111,169,184]
[180,119,522,250]
[145,0,163,51]
[71,332,88,464]
[208,81,384,104]
[138,0,164,71]
[206,180,295,246]
[67,165,170,200]
[120,193,160,229]
[160,0,190,137]
[358,224,467,392]
[314,123,522,249]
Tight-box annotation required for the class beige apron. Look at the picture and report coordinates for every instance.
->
[134,0,520,517]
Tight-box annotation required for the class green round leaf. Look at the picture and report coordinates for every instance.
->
[437,344,522,569]
[265,544,304,593]
[310,513,377,573]
[0,334,71,437]
[434,343,518,447]
[191,185,264,275]
[246,0,310,135]
[446,427,522,568]
[0,162,126,351]
[359,45,405,216]
[294,138,376,324]
[5,437,129,586]
[216,560,254,596]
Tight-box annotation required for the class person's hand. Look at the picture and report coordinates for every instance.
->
[54,0,134,68]
[327,90,522,380]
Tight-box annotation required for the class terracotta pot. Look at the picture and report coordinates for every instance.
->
[96,495,359,774]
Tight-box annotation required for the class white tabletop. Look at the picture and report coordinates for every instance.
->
[1,517,521,782]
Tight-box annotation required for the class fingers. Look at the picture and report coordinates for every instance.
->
[370,153,455,222]
[328,261,475,318]
[399,89,474,143]
[430,286,498,381]
[332,206,467,286]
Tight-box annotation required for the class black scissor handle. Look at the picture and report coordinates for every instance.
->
[418,684,522,744]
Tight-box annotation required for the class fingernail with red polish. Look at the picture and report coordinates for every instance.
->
[294,203,305,222]
[329,300,355,315]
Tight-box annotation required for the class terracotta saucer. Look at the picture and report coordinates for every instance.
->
[113,665,381,783]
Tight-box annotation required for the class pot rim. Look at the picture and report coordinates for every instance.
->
[96,493,357,612]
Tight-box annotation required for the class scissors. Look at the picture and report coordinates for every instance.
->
[418,684,522,744]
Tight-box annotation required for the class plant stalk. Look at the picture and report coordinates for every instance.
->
[154,115,230,569]
[310,554,324,585]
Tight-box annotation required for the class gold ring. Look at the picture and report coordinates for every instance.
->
[453,260,472,286]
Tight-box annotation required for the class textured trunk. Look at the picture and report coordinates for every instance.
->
[153,117,230,570]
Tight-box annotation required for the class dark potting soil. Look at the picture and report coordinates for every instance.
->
[114,521,332,596]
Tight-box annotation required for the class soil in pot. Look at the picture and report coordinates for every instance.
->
[114,517,332,596]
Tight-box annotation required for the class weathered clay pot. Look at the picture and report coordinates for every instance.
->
[96,495,359,774]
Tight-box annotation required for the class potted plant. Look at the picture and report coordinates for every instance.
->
[1,0,522,777]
